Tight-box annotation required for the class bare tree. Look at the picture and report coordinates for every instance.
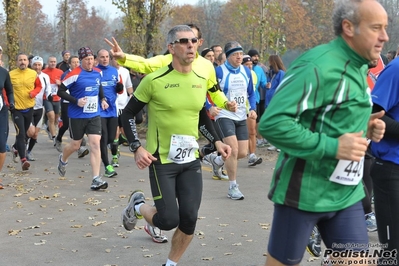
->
[19,0,52,55]
[196,0,224,48]
[112,0,172,56]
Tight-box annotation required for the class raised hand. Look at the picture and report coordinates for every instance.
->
[104,37,125,61]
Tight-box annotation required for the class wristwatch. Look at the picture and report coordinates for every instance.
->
[129,140,141,153]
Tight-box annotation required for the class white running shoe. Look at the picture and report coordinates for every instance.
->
[144,223,168,243]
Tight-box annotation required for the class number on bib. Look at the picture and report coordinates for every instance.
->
[329,157,364,186]
[83,96,98,113]
[167,134,199,164]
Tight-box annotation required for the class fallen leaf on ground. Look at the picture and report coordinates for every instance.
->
[71,225,83,228]
[8,229,21,236]
[93,221,106,226]
[34,240,46,245]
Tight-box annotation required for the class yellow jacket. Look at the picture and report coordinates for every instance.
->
[10,68,38,110]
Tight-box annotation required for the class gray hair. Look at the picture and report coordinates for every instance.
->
[224,41,242,53]
[333,0,363,36]
[166,25,194,45]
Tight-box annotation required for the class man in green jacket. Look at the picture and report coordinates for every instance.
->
[259,0,387,265]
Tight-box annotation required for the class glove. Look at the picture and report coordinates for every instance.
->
[116,83,124,93]
[47,95,53,102]
[8,103,15,113]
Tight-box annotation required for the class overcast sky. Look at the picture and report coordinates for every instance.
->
[39,0,196,18]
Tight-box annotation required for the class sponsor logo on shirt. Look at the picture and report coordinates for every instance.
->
[101,81,116,86]
[164,83,179,89]
[192,84,203,89]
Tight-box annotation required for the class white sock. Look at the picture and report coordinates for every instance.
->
[135,203,143,215]
[249,153,255,158]
[229,180,237,188]
[214,156,224,166]
[165,259,177,266]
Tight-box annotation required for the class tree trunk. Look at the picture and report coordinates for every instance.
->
[4,0,20,70]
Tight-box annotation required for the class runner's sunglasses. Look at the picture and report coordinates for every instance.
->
[170,38,199,45]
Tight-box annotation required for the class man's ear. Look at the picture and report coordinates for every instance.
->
[198,38,204,48]
[342,19,355,37]
[168,44,174,55]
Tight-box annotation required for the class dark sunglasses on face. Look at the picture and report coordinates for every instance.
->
[170,38,198,45]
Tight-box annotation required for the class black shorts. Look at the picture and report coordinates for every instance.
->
[69,116,101,140]
[215,118,248,140]
[32,108,44,127]
[43,100,61,114]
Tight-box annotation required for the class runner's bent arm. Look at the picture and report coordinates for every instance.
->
[258,64,339,160]
[30,77,44,98]
[373,103,399,139]
[198,105,221,144]
[4,71,14,106]
[121,95,146,143]
[58,83,77,104]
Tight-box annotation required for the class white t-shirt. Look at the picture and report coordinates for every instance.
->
[34,72,52,110]
[116,66,133,111]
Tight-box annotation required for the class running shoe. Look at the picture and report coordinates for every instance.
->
[26,151,36,161]
[228,184,244,200]
[248,155,263,166]
[58,154,67,177]
[306,225,322,257]
[12,146,18,163]
[122,190,145,231]
[112,156,119,167]
[104,165,117,178]
[77,146,89,158]
[144,223,168,243]
[365,212,377,232]
[209,154,223,174]
[90,176,108,190]
[212,167,229,181]
[110,142,120,159]
[202,153,213,166]
[0,179,4,189]
[54,139,62,152]
[45,126,52,140]
[21,160,30,171]
[256,139,266,148]
[267,145,281,152]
